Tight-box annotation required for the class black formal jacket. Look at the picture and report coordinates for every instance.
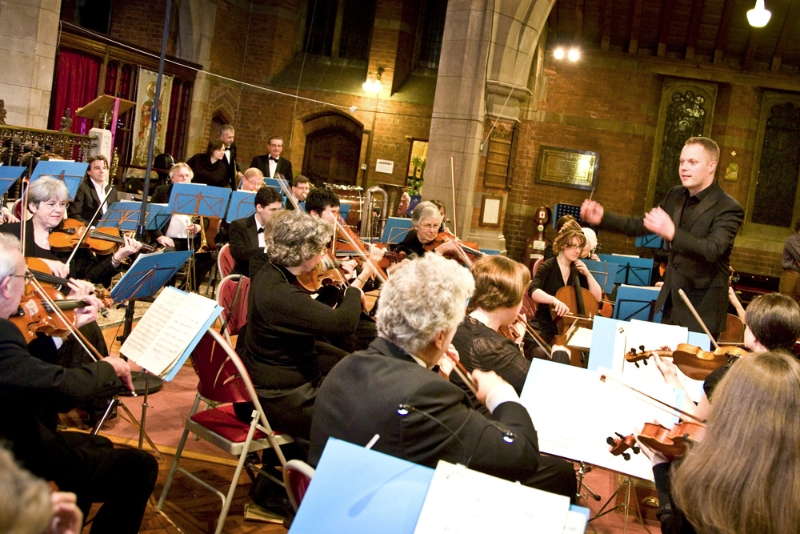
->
[250,154,293,183]
[0,319,121,481]
[240,262,361,391]
[223,143,239,189]
[187,153,232,189]
[228,215,263,276]
[601,182,744,334]
[68,179,119,223]
[309,337,541,483]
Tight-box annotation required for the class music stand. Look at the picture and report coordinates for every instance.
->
[226,190,256,222]
[30,161,88,200]
[0,166,25,197]
[613,285,662,322]
[380,217,413,244]
[101,200,172,232]
[634,233,664,249]
[598,254,654,286]
[96,250,192,450]
[583,259,615,294]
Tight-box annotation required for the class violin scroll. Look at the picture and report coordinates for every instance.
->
[606,432,640,461]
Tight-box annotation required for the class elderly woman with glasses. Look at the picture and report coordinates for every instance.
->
[393,201,462,258]
[530,227,602,344]
[0,177,141,285]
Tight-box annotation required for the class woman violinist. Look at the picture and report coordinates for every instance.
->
[393,201,462,258]
[529,227,602,344]
[0,177,142,286]
[644,293,800,534]
[451,255,532,396]
[670,351,800,534]
[237,210,374,439]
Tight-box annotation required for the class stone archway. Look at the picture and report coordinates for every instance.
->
[301,111,364,184]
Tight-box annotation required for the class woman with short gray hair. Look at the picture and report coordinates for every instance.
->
[238,209,372,439]
[394,200,462,258]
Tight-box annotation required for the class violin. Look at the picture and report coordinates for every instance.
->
[606,432,640,461]
[296,253,348,293]
[49,218,154,255]
[11,279,88,343]
[423,230,482,265]
[606,421,705,462]
[626,343,746,380]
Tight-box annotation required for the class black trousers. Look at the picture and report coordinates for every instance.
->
[525,454,578,503]
[57,432,158,534]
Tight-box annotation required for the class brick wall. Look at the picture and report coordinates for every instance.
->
[503,52,784,277]
[109,1,172,55]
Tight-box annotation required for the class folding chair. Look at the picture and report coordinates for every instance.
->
[217,243,236,278]
[157,329,293,534]
[216,274,250,343]
[283,459,315,511]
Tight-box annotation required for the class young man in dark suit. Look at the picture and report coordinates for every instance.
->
[68,155,119,223]
[0,233,157,534]
[581,136,744,338]
[250,136,293,183]
[309,253,577,500]
[228,186,282,276]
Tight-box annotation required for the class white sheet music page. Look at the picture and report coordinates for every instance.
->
[623,320,704,405]
[120,286,218,376]
[413,460,569,534]
[520,359,684,481]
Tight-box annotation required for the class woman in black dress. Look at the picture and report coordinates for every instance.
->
[451,255,531,395]
[186,141,229,189]
[529,227,602,344]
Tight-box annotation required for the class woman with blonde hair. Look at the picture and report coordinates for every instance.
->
[530,227,602,343]
[671,351,800,534]
[451,255,531,394]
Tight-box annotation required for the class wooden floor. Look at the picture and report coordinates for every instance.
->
[121,455,287,534]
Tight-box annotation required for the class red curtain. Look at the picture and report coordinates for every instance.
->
[49,49,101,134]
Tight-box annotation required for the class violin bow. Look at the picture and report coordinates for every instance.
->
[445,351,478,396]
[64,187,117,269]
[677,288,720,351]
[599,372,705,424]
[449,155,458,237]
[25,275,106,364]
[19,178,29,258]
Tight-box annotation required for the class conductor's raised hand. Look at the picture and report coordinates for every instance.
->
[643,207,676,241]
[580,199,604,225]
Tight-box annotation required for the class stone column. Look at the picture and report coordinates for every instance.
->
[423,0,553,250]
[0,0,61,128]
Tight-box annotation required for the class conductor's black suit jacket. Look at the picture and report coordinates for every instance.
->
[250,154,293,183]
[309,337,541,483]
[601,182,744,334]
[68,179,119,223]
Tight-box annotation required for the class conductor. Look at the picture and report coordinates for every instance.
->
[580,136,743,338]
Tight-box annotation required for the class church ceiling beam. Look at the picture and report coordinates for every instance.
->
[684,0,704,60]
[713,0,734,64]
[628,0,643,55]
[600,0,613,50]
[656,0,675,57]
[770,0,796,72]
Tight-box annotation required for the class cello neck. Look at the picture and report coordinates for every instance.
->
[572,266,586,316]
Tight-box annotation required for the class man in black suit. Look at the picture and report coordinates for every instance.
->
[68,155,119,223]
[0,232,157,534]
[309,253,577,499]
[220,124,239,190]
[228,186,282,276]
[250,135,293,184]
[581,136,744,337]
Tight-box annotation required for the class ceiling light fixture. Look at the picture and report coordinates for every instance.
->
[746,0,771,28]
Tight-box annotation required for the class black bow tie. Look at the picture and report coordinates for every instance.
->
[269,156,279,162]
[257,227,265,233]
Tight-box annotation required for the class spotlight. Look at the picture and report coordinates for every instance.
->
[553,46,566,60]
[567,47,582,62]
[746,0,771,27]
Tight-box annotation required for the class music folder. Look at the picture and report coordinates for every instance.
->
[101,201,172,231]
[168,183,230,217]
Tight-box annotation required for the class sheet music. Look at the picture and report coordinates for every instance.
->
[120,287,219,377]
[413,461,569,534]
[567,327,593,350]
[520,359,685,481]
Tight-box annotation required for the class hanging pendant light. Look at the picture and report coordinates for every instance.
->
[746,0,772,28]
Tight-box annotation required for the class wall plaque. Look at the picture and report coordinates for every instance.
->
[536,146,599,191]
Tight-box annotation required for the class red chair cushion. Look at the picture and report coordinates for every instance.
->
[190,404,268,443]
